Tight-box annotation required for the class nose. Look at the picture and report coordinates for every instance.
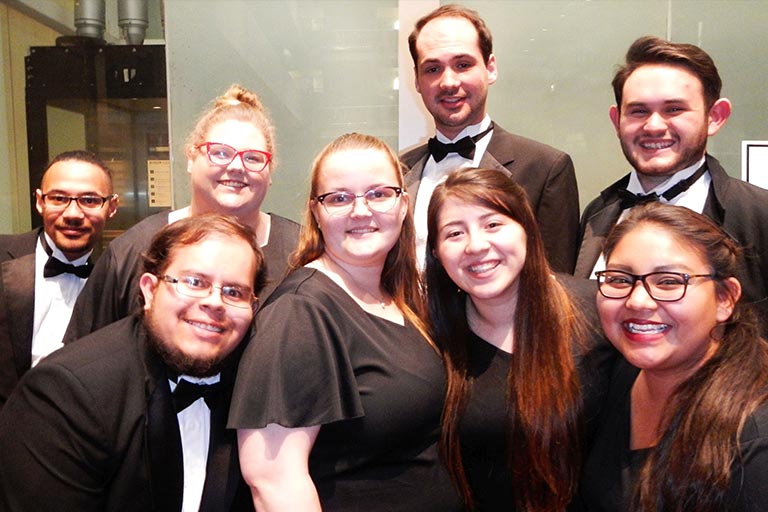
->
[62,198,85,219]
[227,153,246,171]
[624,279,658,310]
[349,195,372,217]
[439,68,460,90]
[464,231,490,254]
[643,111,667,132]
[199,286,227,310]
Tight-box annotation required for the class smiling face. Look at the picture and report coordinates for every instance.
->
[434,196,527,309]
[139,234,256,377]
[414,16,497,139]
[188,119,272,223]
[35,159,117,261]
[609,64,730,190]
[597,224,736,381]
[311,147,408,271]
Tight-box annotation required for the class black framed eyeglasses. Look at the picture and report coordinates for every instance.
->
[41,193,115,210]
[160,274,256,309]
[196,142,272,172]
[314,186,403,216]
[595,269,716,302]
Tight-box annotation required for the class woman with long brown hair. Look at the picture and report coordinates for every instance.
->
[579,202,768,511]
[425,168,600,511]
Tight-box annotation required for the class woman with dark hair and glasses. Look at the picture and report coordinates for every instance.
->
[229,133,462,511]
[578,202,768,511]
[64,84,299,342]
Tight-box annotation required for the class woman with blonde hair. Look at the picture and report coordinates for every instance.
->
[64,84,299,341]
[230,133,462,511]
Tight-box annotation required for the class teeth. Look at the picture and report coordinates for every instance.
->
[625,322,669,334]
[348,227,375,234]
[187,320,224,333]
[220,180,246,188]
[640,141,673,150]
[468,261,498,273]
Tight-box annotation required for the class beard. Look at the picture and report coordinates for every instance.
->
[620,128,708,183]
[143,313,236,378]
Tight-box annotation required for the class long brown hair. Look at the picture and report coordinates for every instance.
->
[425,168,584,510]
[603,203,768,511]
[290,132,429,343]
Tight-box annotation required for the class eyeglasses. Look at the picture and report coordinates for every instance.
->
[314,186,403,216]
[41,193,115,210]
[196,142,272,172]
[160,274,256,309]
[595,270,716,302]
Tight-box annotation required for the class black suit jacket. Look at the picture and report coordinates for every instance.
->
[0,315,253,511]
[400,124,580,273]
[0,228,42,407]
[575,154,768,327]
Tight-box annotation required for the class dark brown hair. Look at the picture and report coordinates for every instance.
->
[140,213,267,307]
[425,168,584,510]
[408,4,493,70]
[603,202,768,511]
[290,132,429,343]
[184,84,277,169]
[612,35,722,111]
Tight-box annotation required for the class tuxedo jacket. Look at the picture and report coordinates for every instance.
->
[400,123,580,274]
[0,228,43,407]
[63,211,300,344]
[575,154,768,328]
[0,315,253,511]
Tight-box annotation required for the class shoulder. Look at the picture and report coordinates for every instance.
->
[0,229,40,261]
[267,213,301,241]
[262,267,342,310]
[582,176,629,216]
[399,142,429,168]
[107,211,170,251]
[489,124,570,163]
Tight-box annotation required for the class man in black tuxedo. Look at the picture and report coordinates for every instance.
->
[0,150,118,406]
[575,36,768,328]
[400,4,579,273]
[0,214,264,511]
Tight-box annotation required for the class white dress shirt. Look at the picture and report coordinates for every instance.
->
[31,233,91,367]
[413,115,494,269]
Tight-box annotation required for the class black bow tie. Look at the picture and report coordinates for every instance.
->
[427,123,494,163]
[43,257,92,278]
[172,379,222,412]
[618,163,708,210]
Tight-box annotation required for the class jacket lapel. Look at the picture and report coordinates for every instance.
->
[2,255,36,374]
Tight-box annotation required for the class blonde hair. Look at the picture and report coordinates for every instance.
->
[184,84,277,169]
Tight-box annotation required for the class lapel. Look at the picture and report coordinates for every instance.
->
[1,254,37,374]
[574,179,628,278]
[402,147,429,205]
[198,367,241,511]
[142,333,185,512]
[479,125,515,175]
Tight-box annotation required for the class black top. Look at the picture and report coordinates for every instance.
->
[457,274,617,511]
[577,358,768,511]
[229,267,462,511]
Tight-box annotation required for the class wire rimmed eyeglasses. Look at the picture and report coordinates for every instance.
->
[160,274,256,309]
[196,142,272,172]
[595,269,716,302]
[41,193,116,210]
[314,186,402,216]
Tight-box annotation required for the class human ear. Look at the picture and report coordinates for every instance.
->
[716,277,742,322]
[139,272,159,311]
[707,98,732,136]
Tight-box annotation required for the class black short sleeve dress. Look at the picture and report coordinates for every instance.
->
[228,267,462,511]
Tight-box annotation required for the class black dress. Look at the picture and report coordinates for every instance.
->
[228,268,462,511]
[577,358,768,511]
